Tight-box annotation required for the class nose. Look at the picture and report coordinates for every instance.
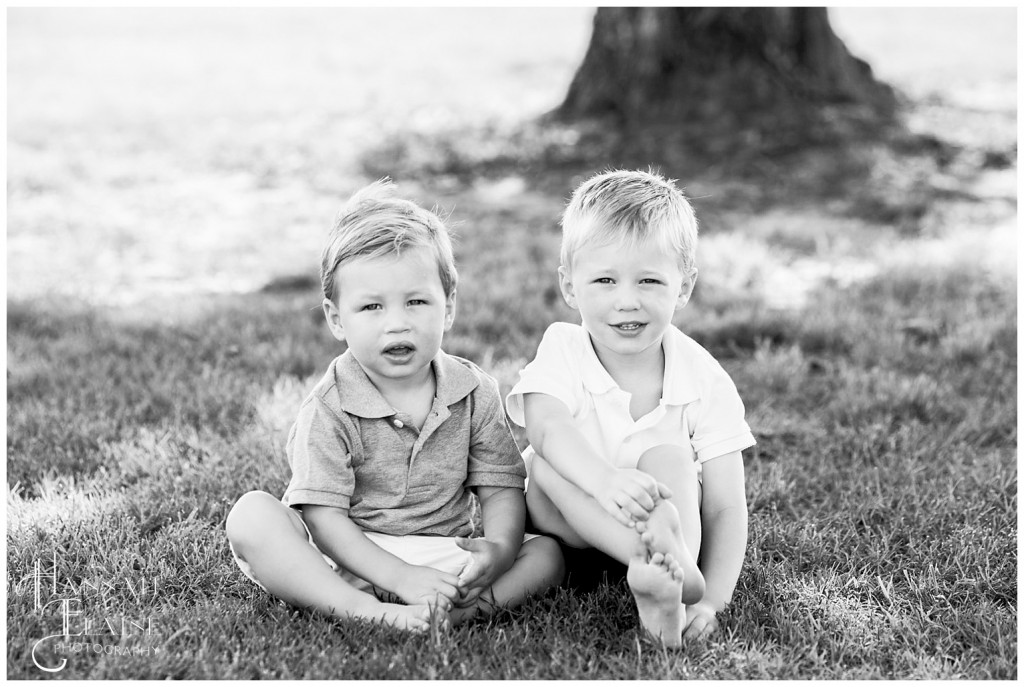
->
[384,308,411,333]
[613,283,641,311]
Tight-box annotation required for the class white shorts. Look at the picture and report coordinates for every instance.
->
[231,514,535,599]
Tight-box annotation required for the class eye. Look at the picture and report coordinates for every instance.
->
[408,299,428,306]
[640,278,663,285]
[361,303,382,311]
[594,277,614,284]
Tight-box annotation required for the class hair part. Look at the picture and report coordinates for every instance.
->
[320,178,458,303]
[560,169,699,276]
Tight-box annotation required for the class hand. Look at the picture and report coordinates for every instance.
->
[453,537,513,607]
[394,564,461,610]
[683,601,719,641]
[595,468,673,528]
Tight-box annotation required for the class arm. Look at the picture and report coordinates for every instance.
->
[684,450,748,639]
[454,486,525,602]
[302,504,460,608]
[523,392,670,525]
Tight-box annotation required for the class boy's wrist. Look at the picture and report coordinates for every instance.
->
[579,462,619,498]
[480,536,517,569]
[378,560,415,596]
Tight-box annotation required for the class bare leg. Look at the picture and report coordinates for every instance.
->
[634,446,705,604]
[528,448,704,602]
[527,453,651,561]
[525,471,589,547]
[627,541,685,647]
[226,491,434,631]
[449,535,564,625]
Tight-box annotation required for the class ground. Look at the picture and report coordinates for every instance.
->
[6,8,1017,679]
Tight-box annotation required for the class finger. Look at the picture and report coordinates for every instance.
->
[629,474,661,499]
[656,482,674,501]
[623,478,654,501]
[686,614,717,641]
[430,592,453,611]
[437,571,462,588]
[455,536,484,552]
[619,477,655,509]
[458,568,485,590]
[623,496,653,521]
[631,489,656,513]
[613,489,646,519]
[458,586,484,606]
[683,616,708,641]
[433,581,461,602]
[604,498,636,527]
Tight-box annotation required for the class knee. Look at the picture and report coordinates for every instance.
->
[530,453,553,484]
[637,444,696,476]
[527,536,566,586]
[225,491,280,549]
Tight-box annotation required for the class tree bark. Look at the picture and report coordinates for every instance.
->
[556,8,895,133]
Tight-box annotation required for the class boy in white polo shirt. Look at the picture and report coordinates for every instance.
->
[506,169,755,647]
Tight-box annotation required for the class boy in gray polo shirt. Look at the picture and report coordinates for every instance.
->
[226,180,564,631]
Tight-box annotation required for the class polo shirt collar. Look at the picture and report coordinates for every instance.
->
[334,349,478,419]
[661,326,701,406]
[578,326,700,406]
[432,349,480,405]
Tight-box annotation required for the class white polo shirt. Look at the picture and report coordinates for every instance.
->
[506,322,755,478]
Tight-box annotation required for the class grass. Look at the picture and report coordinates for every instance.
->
[7,7,1018,680]
[7,250,1016,679]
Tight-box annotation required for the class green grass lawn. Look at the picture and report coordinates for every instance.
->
[7,8,1017,680]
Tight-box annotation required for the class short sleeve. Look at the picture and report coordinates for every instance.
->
[465,375,527,490]
[690,363,756,463]
[506,323,583,427]
[282,396,356,509]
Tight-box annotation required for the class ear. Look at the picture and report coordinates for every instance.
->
[558,265,578,310]
[676,269,697,310]
[443,290,457,332]
[322,297,347,342]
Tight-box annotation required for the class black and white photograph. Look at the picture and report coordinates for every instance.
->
[6,6,1017,680]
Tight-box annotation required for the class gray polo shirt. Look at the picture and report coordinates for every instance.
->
[282,349,526,537]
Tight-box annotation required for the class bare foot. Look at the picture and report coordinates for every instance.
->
[627,542,685,648]
[356,601,436,632]
[635,500,705,604]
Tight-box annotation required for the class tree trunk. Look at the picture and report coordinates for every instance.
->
[556,8,895,134]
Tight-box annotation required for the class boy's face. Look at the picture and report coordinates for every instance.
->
[322,246,455,389]
[559,236,694,364]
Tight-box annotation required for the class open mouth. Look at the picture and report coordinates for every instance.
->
[382,343,416,359]
[612,322,645,331]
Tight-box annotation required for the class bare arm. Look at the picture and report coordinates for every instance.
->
[454,486,525,601]
[685,450,748,638]
[302,504,460,607]
[524,393,670,525]
[523,393,614,497]
[475,486,525,560]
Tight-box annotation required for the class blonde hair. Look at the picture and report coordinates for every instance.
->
[321,179,457,303]
[561,169,698,276]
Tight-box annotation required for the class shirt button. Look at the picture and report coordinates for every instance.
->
[393,419,404,428]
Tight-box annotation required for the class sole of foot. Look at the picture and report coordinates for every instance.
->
[635,501,705,603]
[626,544,685,648]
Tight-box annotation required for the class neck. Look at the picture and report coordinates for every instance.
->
[591,335,665,388]
[364,363,435,404]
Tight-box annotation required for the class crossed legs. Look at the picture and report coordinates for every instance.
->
[226,491,436,631]
[226,491,563,631]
